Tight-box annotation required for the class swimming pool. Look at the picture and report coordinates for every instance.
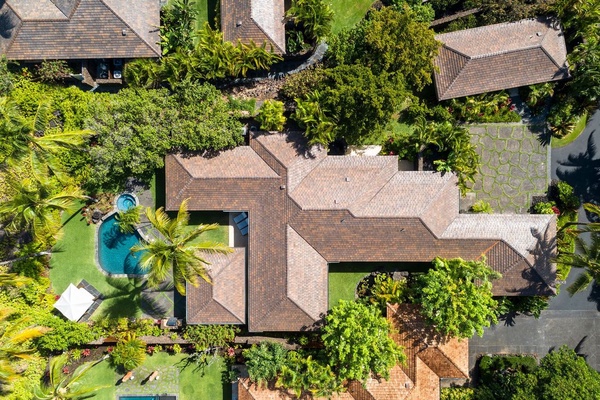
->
[119,396,156,400]
[116,193,138,211]
[97,214,146,275]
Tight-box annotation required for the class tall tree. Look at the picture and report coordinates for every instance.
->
[416,257,501,339]
[0,97,90,182]
[322,300,405,383]
[131,199,232,295]
[0,176,83,243]
[33,353,109,400]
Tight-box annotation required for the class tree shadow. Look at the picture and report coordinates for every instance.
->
[94,277,146,319]
[555,130,600,205]
[587,282,600,311]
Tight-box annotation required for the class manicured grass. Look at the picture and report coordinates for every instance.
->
[328,262,430,309]
[552,111,588,148]
[78,353,230,400]
[330,0,374,34]
[50,204,143,320]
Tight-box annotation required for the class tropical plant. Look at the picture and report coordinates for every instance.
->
[256,100,286,131]
[0,97,90,181]
[446,91,521,123]
[0,176,83,243]
[322,300,405,383]
[33,352,109,400]
[160,0,199,54]
[525,82,555,109]
[34,61,73,83]
[547,99,578,138]
[471,200,493,214]
[415,257,501,339]
[115,206,142,234]
[292,92,336,147]
[243,341,288,387]
[123,59,162,89]
[360,273,407,310]
[286,0,334,42]
[560,232,600,296]
[131,199,232,295]
[182,324,238,351]
[0,308,48,385]
[110,332,146,371]
[277,351,342,397]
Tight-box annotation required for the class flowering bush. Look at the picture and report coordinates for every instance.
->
[445,91,521,123]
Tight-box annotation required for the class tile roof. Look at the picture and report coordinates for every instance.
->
[186,248,246,324]
[386,303,469,400]
[221,0,286,54]
[166,131,557,332]
[433,17,569,100]
[0,0,160,61]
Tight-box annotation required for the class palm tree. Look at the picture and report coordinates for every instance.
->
[115,206,142,234]
[131,199,232,295]
[0,308,48,384]
[0,176,84,243]
[562,234,600,295]
[33,353,109,400]
[0,97,90,182]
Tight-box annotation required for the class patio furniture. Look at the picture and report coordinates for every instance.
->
[160,317,182,330]
[240,225,248,236]
[237,218,248,229]
[233,212,247,224]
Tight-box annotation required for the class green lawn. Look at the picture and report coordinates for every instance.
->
[328,262,430,309]
[78,353,231,400]
[551,111,588,148]
[330,0,375,34]
[50,206,229,320]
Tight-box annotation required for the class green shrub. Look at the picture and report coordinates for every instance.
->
[280,67,326,101]
[286,0,334,42]
[172,343,182,354]
[446,91,521,123]
[470,200,493,214]
[111,332,147,371]
[548,100,578,138]
[243,341,288,386]
[556,181,580,211]
[441,387,475,400]
[34,60,73,82]
[533,201,556,214]
[34,316,97,353]
[256,100,286,131]
[496,296,549,318]
[183,324,238,352]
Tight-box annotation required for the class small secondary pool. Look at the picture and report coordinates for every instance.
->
[98,214,146,275]
[116,193,137,211]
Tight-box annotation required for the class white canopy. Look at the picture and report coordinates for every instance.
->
[54,283,95,321]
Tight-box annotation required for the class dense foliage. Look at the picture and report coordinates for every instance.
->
[243,341,288,387]
[415,257,500,338]
[286,0,334,42]
[322,300,405,383]
[327,6,439,91]
[182,324,238,352]
[110,332,146,371]
[256,100,286,131]
[477,347,600,400]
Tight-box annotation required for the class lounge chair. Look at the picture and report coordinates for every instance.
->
[240,226,248,236]
[233,212,247,224]
[237,218,248,229]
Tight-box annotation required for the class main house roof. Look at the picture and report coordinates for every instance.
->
[0,0,160,60]
[166,131,556,332]
[433,17,569,100]
[220,0,286,54]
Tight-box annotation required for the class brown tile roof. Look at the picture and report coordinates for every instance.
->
[186,248,246,324]
[0,0,160,61]
[221,0,286,54]
[166,131,556,332]
[386,303,469,399]
[433,17,569,100]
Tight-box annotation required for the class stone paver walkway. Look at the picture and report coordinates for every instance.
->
[468,124,549,213]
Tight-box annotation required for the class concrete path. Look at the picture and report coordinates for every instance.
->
[469,108,600,372]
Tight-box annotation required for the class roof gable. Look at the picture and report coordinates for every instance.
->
[0,0,160,60]
[434,18,569,100]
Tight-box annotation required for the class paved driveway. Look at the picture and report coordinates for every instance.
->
[469,108,600,373]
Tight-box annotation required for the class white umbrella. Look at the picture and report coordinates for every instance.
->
[54,283,95,321]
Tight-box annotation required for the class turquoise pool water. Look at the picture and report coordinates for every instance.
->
[98,214,146,275]
[119,396,156,400]
[117,193,137,211]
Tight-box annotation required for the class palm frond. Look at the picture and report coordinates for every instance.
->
[567,271,594,296]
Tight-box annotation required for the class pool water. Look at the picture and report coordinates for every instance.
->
[117,193,137,211]
[119,397,157,400]
[98,214,146,275]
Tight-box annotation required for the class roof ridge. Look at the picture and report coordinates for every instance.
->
[248,12,285,54]
[470,44,543,59]
[98,0,160,57]
[438,51,472,100]
[418,346,468,379]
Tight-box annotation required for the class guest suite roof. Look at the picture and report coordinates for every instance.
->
[433,17,569,100]
[166,131,556,332]
[0,0,160,60]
